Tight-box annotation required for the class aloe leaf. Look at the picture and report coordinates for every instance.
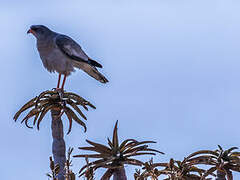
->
[112,120,119,150]
[37,104,55,130]
[67,99,87,120]
[13,96,37,121]
[65,106,86,132]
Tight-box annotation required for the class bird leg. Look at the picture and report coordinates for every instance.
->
[61,74,67,90]
[54,73,66,94]
[57,73,62,89]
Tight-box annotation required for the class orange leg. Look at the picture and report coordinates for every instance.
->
[57,73,62,89]
[61,74,67,90]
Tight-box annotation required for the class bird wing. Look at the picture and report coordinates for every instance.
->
[55,34,89,63]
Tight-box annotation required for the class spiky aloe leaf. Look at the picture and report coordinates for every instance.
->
[187,155,216,165]
[121,141,139,152]
[230,152,240,156]
[78,146,112,156]
[67,92,96,109]
[15,90,95,135]
[108,138,114,149]
[64,106,86,132]
[73,154,104,158]
[13,96,37,121]
[124,145,149,155]
[202,167,217,178]
[122,141,156,155]
[65,92,96,110]
[66,99,87,120]
[229,165,240,172]
[33,111,40,125]
[112,120,119,150]
[141,148,164,154]
[185,150,219,161]
[123,158,144,166]
[21,108,39,124]
[119,139,137,151]
[75,121,164,177]
[150,163,169,168]
[54,164,60,175]
[79,158,116,176]
[35,90,57,107]
[125,152,156,158]
[188,166,205,175]
[78,159,106,175]
[218,145,223,151]
[85,140,112,153]
[37,104,57,130]
[65,109,73,135]
[224,147,239,157]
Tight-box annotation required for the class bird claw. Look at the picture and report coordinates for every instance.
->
[52,88,64,99]
[52,87,64,92]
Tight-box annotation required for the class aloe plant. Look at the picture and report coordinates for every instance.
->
[64,147,76,180]
[74,121,164,180]
[185,145,240,180]
[135,158,211,180]
[46,156,60,180]
[14,90,95,180]
[134,158,161,180]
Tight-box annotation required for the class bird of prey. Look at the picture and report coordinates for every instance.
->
[27,25,108,90]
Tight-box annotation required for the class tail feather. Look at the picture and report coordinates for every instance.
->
[88,58,103,68]
[73,61,108,83]
[87,66,108,83]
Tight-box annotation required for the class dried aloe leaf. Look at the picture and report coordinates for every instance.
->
[67,99,87,120]
[86,140,112,153]
[65,106,86,132]
[64,108,73,135]
[33,111,40,126]
[112,120,119,150]
[37,104,56,130]
[13,96,37,121]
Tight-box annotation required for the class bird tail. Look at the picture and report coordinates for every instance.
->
[88,58,103,68]
[73,61,109,83]
[88,67,109,83]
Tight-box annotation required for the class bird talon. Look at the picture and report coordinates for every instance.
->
[52,88,64,99]
[52,87,63,92]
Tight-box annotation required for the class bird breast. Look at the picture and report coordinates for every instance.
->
[37,40,74,75]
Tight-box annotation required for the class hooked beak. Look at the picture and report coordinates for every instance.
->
[27,29,34,34]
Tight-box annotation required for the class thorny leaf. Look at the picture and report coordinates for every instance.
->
[75,121,163,178]
[14,89,95,134]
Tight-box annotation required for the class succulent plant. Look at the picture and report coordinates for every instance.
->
[185,145,240,180]
[74,121,164,178]
[14,90,95,134]
[46,156,60,180]
[64,147,76,180]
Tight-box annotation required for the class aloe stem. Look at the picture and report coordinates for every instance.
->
[101,169,114,180]
[216,170,226,180]
[113,167,127,180]
[51,109,66,180]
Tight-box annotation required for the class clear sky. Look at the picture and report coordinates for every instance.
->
[1,0,240,179]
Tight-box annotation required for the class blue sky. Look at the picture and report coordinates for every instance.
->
[1,0,240,179]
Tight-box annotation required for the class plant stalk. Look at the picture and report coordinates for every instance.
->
[216,170,226,180]
[101,169,114,180]
[51,109,66,180]
[113,167,127,180]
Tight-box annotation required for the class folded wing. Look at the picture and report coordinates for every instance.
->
[55,34,108,83]
[55,35,89,63]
